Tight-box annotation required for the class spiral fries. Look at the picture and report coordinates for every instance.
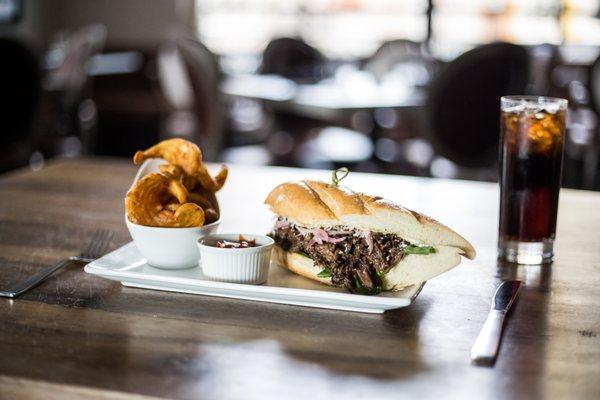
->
[126,138,228,227]
[134,138,201,176]
[125,173,204,227]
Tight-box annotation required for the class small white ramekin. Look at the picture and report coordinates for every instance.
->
[126,216,221,269]
[198,234,274,284]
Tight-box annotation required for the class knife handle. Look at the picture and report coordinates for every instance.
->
[470,310,506,364]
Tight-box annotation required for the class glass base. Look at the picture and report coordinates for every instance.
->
[498,238,554,265]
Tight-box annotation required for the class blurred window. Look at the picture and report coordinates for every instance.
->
[196,0,428,60]
[431,0,600,59]
[196,0,600,65]
[431,0,563,59]
[563,0,600,45]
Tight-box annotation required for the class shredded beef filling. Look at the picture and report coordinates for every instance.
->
[271,223,409,294]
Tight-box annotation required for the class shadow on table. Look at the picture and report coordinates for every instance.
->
[487,261,552,397]
[110,284,431,385]
[276,300,430,381]
[3,258,431,397]
[68,285,431,398]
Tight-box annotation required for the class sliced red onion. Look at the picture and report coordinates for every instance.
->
[327,229,353,236]
[309,228,328,246]
[312,228,329,242]
[307,228,349,245]
[307,228,322,246]
[274,219,290,229]
[308,236,322,246]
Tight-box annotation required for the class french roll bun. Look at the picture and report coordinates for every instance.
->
[265,180,475,259]
[272,246,464,291]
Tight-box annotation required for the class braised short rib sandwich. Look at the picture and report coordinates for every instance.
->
[265,180,475,295]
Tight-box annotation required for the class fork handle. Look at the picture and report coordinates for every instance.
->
[0,259,72,298]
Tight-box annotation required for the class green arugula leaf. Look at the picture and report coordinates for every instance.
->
[404,245,436,255]
[352,274,382,296]
[317,267,332,278]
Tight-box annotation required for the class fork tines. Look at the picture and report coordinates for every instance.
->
[81,229,114,260]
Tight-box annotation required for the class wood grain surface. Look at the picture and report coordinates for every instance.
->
[0,158,599,400]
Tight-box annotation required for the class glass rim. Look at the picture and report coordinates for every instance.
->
[501,95,568,110]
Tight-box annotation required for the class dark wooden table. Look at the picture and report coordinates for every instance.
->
[1,158,599,399]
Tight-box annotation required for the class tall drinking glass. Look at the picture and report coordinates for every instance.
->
[498,96,568,264]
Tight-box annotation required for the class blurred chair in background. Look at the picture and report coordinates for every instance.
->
[585,54,600,189]
[260,37,328,83]
[589,53,600,116]
[255,38,332,166]
[158,37,224,161]
[363,39,437,86]
[549,48,599,190]
[425,42,529,180]
[0,38,40,173]
[42,24,106,156]
[526,43,559,96]
[89,49,157,158]
[363,39,437,176]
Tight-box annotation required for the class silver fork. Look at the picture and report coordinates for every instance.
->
[0,229,114,298]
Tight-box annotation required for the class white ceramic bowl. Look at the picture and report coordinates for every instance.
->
[126,217,221,269]
[198,234,274,284]
[126,158,222,269]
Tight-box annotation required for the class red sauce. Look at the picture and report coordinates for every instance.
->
[214,235,257,249]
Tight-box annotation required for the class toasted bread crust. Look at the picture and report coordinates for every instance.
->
[265,180,475,259]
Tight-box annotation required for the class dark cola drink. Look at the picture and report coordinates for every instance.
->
[498,96,567,264]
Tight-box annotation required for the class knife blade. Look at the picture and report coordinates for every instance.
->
[471,280,523,365]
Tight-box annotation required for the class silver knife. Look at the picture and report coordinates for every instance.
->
[471,280,523,365]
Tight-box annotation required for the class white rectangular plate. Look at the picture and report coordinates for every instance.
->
[85,242,424,313]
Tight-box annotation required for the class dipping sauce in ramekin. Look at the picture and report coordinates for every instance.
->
[212,235,257,249]
[198,234,274,284]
